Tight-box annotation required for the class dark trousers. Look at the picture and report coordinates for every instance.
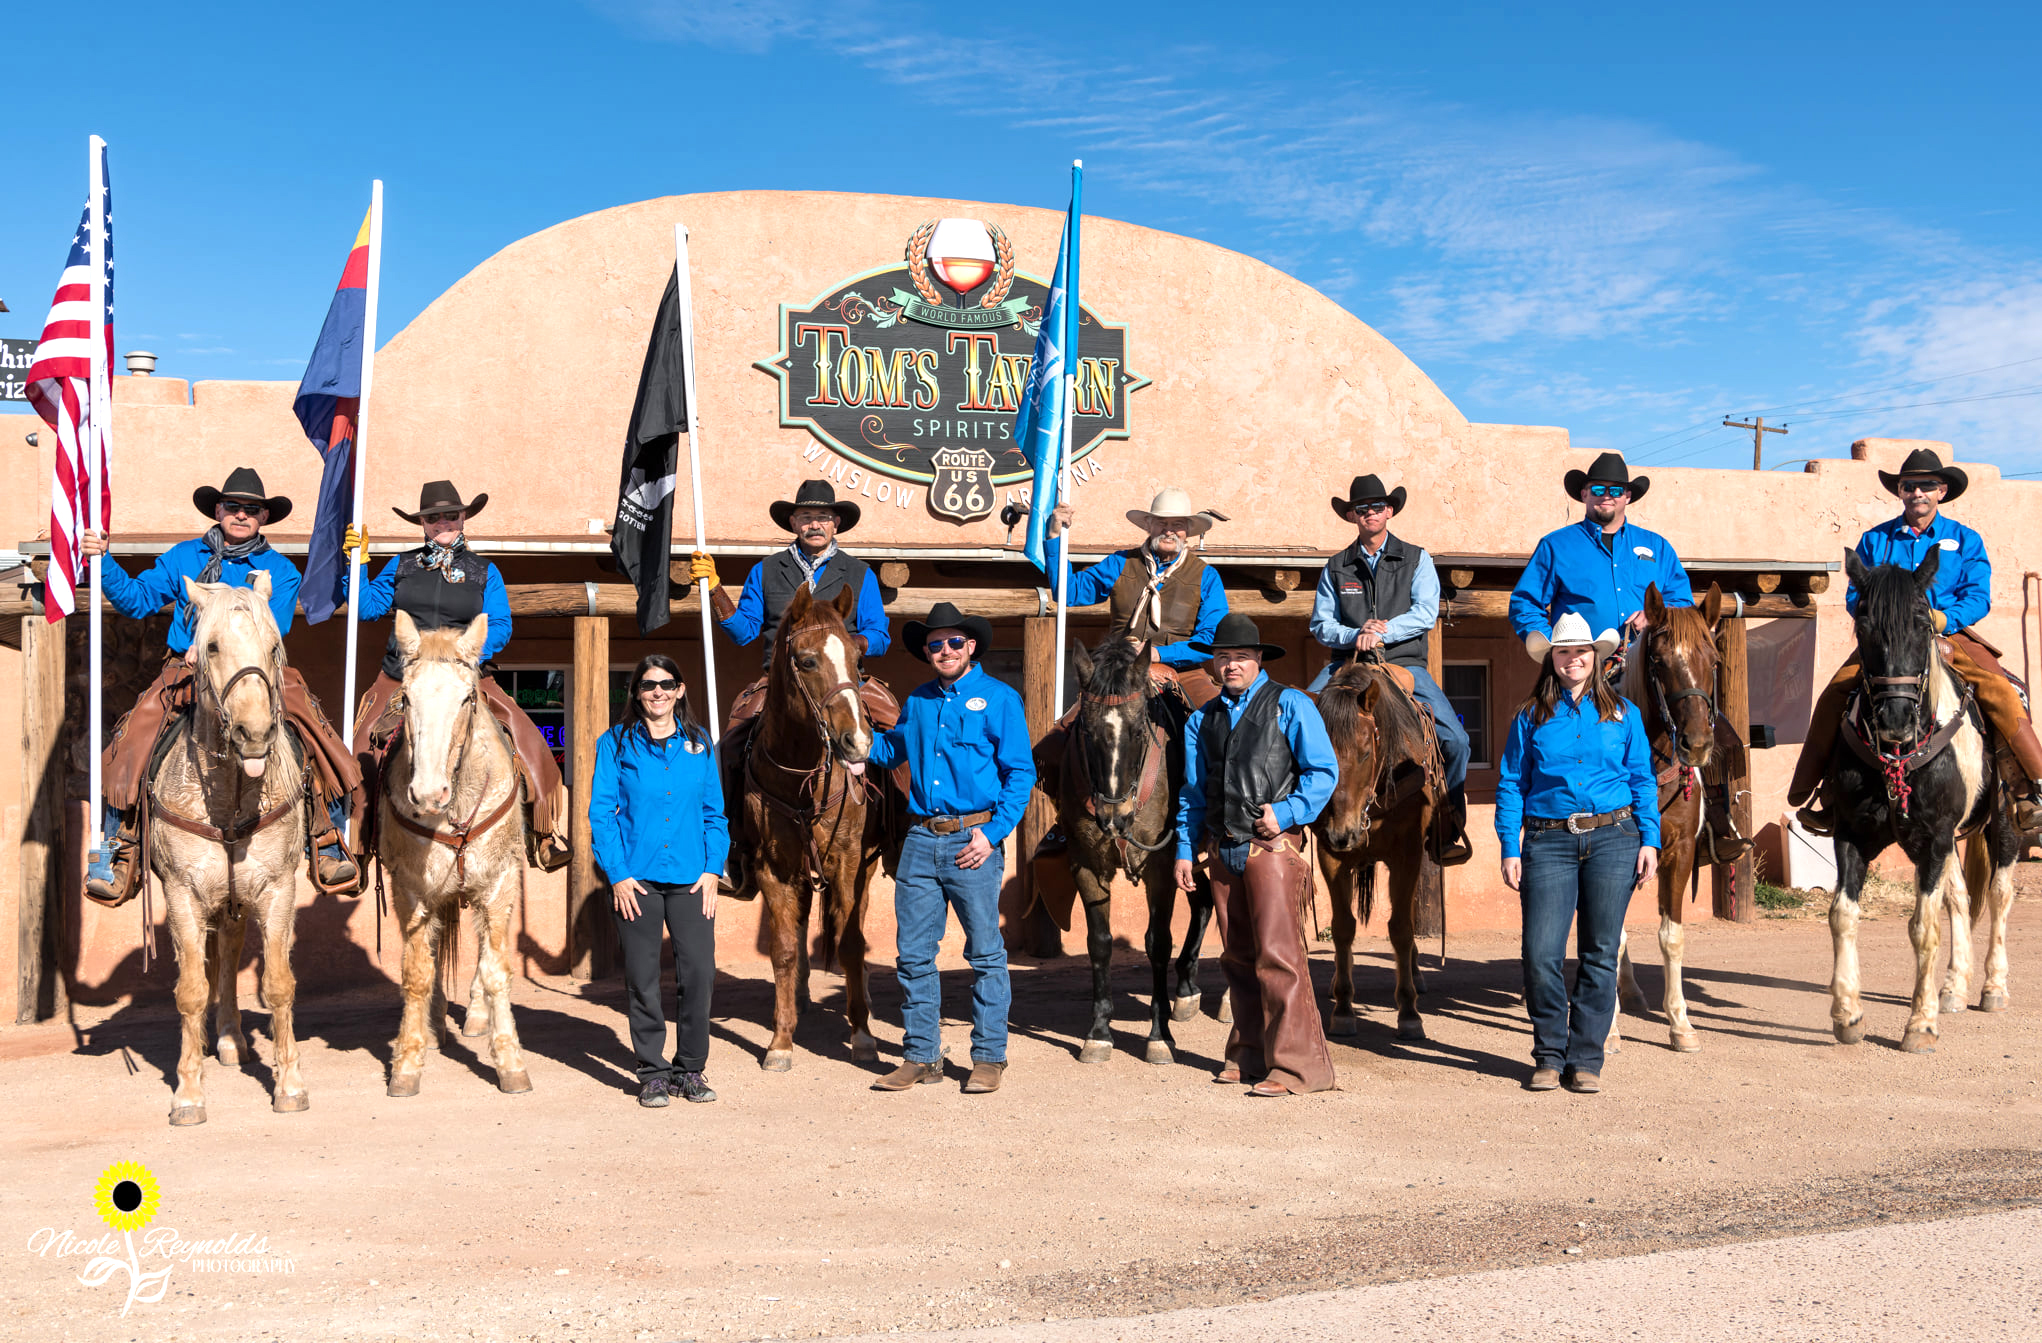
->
[1519,819,1639,1074]
[613,880,716,1080]
[1207,830,1335,1094]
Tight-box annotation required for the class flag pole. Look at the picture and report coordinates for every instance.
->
[342,180,383,841]
[1051,158,1083,715]
[674,224,721,745]
[85,135,108,861]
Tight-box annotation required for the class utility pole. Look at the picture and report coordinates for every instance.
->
[1724,415,1788,470]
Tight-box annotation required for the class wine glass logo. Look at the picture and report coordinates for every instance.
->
[927,218,995,299]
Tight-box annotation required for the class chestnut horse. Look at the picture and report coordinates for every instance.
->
[1312,658,1444,1042]
[737,583,884,1070]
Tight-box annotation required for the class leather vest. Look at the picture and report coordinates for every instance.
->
[1200,679,1298,843]
[382,546,494,679]
[1323,534,1429,669]
[756,548,871,657]
[1107,548,1207,646]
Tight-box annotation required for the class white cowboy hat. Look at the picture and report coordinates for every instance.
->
[1523,611,1621,663]
[1126,486,1214,537]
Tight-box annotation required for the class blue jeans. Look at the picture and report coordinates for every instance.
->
[1518,817,1639,1074]
[1308,658,1469,789]
[87,797,350,883]
[894,826,1011,1065]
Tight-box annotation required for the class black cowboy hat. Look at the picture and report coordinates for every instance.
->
[1331,473,1407,521]
[193,467,292,524]
[1189,611,1287,661]
[770,479,861,534]
[394,479,490,525]
[1878,447,1968,503]
[903,601,994,663]
[1562,451,1650,504]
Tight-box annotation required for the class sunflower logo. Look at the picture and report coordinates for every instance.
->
[92,1162,160,1234]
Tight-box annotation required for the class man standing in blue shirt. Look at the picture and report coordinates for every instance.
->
[1309,473,1471,864]
[1173,614,1339,1097]
[865,602,1035,1096]
[1790,448,2042,833]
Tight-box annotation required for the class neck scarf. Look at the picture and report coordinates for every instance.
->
[198,525,271,584]
[1133,540,1184,632]
[790,540,837,591]
[422,534,470,582]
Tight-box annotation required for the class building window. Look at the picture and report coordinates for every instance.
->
[1443,661,1490,769]
[492,669,568,768]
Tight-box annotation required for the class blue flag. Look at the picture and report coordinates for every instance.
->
[1014,165,1082,575]
[294,209,372,625]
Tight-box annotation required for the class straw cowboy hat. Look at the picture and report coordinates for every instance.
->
[1878,447,1969,503]
[903,601,995,663]
[193,467,293,524]
[1189,611,1287,661]
[393,480,489,524]
[770,479,861,533]
[1331,473,1407,521]
[1126,487,1214,537]
[1563,451,1650,504]
[1523,611,1621,663]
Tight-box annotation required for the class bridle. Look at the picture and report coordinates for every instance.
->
[386,667,515,889]
[1072,680,1172,876]
[1846,621,1965,820]
[748,626,874,886]
[1642,628,1716,802]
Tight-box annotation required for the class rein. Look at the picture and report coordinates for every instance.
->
[384,681,516,893]
[1843,659,1972,821]
[747,627,873,887]
[1642,636,1716,807]
[1070,684,1173,880]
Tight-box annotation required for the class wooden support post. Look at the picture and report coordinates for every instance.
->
[17,617,68,1023]
[1414,622,1446,940]
[877,561,912,589]
[1714,615,1756,923]
[569,616,613,980]
[1020,616,1062,956]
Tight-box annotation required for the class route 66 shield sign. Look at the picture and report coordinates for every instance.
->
[929,445,996,523]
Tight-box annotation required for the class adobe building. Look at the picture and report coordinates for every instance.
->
[7,189,2039,1022]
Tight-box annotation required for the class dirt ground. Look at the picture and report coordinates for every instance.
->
[4,874,2040,1343]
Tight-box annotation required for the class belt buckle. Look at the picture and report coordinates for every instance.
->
[1566,812,1592,835]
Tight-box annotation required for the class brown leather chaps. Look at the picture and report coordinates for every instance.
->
[1206,828,1336,1095]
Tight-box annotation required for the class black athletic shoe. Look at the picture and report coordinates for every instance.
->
[673,1071,717,1104]
[638,1077,673,1108]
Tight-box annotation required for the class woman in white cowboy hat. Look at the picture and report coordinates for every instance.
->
[1496,612,1660,1096]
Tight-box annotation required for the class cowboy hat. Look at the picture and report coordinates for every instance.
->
[1189,611,1287,662]
[393,480,489,525]
[1331,473,1407,521]
[903,601,995,663]
[193,467,292,524]
[1522,611,1621,663]
[1125,486,1214,537]
[1877,447,1968,503]
[1562,451,1650,504]
[770,479,861,534]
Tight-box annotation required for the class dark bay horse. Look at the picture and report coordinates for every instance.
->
[1058,636,1215,1064]
[1823,548,2019,1053]
[1311,658,1443,1042]
[738,583,885,1071]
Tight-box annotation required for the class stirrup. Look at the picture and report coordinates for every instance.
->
[85,848,142,908]
[2014,797,2042,835]
[1795,805,1834,837]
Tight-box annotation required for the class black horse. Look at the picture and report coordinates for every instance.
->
[1822,548,2021,1053]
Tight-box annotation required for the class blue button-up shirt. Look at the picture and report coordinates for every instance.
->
[866,663,1034,844]
[1493,693,1661,858]
[1510,520,1693,641]
[1309,543,1440,649]
[588,723,730,885]
[345,555,514,663]
[100,537,302,654]
[1174,672,1340,860]
[720,551,892,656]
[1039,537,1228,669]
[1847,513,1990,634]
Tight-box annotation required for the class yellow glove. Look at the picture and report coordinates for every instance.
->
[342,524,369,566]
[1932,609,1948,634]
[688,551,719,587]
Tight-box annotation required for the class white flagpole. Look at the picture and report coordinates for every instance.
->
[341,180,383,841]
[674,224,721,745]
[1052,373,1074,714]
[85,135,108,860]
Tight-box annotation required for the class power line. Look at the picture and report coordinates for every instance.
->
[1769,383,2042,425]
[1742,354,2042,417]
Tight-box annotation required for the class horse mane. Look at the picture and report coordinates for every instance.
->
[1083,636,1151,704]
[408,625,477,668]
[1322,663,1429,775]
[189,583,287,669]
[1856,561,1934,645]
[1627,602,1718,703]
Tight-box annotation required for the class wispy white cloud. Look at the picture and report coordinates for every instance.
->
[179,346,235,355]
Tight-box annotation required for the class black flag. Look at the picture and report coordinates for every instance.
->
[613,268,688,634]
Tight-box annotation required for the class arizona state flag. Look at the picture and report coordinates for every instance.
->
[613,268,687,634]
[295,210,372,625]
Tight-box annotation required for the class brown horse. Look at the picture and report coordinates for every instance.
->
[1312,658,1444,1042]
[738,583,884,1071]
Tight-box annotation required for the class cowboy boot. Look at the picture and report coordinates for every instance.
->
[1702,784,1754,864]
[1432,785,1472,867]
[84,817,144,908]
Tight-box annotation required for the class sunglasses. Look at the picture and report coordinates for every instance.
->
[419,510,465,524]
[637,677,680,694]
[925,636,971,653]
[219,502,266,519]
[1352,501,1394,516]
[1899,479,1945,495]
[1585,484,1629,499]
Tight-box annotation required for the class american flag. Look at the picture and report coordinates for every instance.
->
[24,147,114,622]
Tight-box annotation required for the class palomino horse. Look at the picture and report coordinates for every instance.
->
[378,612,533,1097]
[149,575,309,1124]
[1058,636,1216,1065]
[1822,548,2020,1053]
[740,583,882,1071]
[1312,657,1445,1042]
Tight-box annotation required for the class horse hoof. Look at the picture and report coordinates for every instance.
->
[1939,992,1967,1015]
[497,1070,533,1094]
[1078,1040,1113,1064]
[761,1050,794,1073]
[214,1039,242,1067]
[1670,1030,1702,1054]
[1144,1040,1174,1066]
[1395,1015,1426,1042]
[461,1016,491,1039]
[1605,1036,1622,1056]
[272,1091,309,1114]
[1169,994,1200,1023]
[168,1104,207,1127]
[1900,1029,1938,1055]
[1834,1018,1866,1046]
[1217,997,1234,1024]
[1328,1011,1359,1038]
[1979,992,2009,1013]
[387,1073,422,1098]
[850,1033,879,1063]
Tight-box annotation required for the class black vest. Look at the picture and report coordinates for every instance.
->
[755,548,872,659]
[1322,534,1429,669]
[381,546,495,678]
[1200,679,1299,844]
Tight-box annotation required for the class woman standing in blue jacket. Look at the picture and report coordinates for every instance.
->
[589,654,729,1108]
[1495,612,1660,1096]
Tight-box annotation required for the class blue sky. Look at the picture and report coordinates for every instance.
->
[6,1,2041,475]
